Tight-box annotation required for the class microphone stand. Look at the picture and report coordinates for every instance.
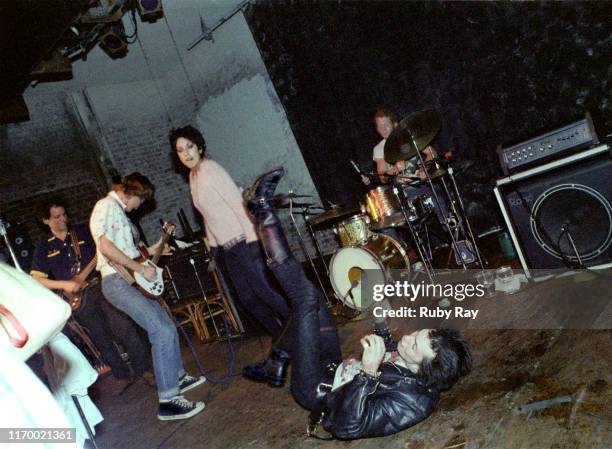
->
[189,257,222,338]
[0,218,23,272]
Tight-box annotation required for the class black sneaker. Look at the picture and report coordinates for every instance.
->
[179,373,206,394]
[157,395,206,421]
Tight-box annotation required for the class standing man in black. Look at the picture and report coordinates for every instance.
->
[30,197,153,389]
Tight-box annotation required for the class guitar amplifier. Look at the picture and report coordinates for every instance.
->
[497,113,599,175]
[494,144,612,278]
[163,244,216,303]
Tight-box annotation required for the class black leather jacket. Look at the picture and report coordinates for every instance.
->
[321,361,439,439]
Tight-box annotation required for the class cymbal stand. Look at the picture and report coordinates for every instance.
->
[287,199,331,305]
[389,176,435,283]
[302,207,330,277]
[0,218,23,272]
[412,144,467,270]
[446,165,485,267]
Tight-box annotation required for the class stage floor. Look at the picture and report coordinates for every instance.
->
[87,238,611,449]
[89,324,610,448]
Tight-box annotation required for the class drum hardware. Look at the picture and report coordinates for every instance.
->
[302,208,330,278]
[271,192,312,202]
[384,109,474,270]
[350,159,372,186]
[446,165,485,267]
[307,205,361,228]
[285,195,332,306]
[387,176,436,283]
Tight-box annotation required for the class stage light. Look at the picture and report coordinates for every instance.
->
[97,22,128,58]
[81,0,126,23]
[136,0,164,22]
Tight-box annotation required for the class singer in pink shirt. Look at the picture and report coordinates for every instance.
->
[170,126,292,387]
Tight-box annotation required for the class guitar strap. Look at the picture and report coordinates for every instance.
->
[69,226,82,266]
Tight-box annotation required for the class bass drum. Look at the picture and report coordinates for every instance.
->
[329,233,410,310]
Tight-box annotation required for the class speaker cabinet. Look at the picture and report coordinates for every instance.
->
[164,245,215,303]
[1,221,34,273]
[495,145,612,276]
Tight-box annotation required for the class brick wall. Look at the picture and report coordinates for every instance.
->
[0,91,107,251]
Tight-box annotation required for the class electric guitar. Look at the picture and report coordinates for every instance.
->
[112,222,175,299]
[63,256,98,311]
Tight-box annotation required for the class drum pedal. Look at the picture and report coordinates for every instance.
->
[454,240,477,265]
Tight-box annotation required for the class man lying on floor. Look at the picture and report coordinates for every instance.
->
[244,167,473,440]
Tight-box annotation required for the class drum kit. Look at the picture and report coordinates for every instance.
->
[276,109,484,312]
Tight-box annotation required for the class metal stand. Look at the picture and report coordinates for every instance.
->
[188,257,222,338]
[66,319,106,369]
[0,218,23,272]
[72,395,100,449]
[287,199,331,305]
[389,176,435,283]
[412,145,467,270]
[302,208,330,277]
[446,165,485,268]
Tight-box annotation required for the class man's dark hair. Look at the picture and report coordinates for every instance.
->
[419,329,472,390]
[114,172,155,201]
[169,126,207,155]
[37,196,68,221]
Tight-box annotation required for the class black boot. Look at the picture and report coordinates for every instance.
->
[246,166,285,217]
[242,348,290,387]
[247,167,291,266]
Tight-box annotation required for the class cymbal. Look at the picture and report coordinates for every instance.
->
[271,193,312,202]
[273,202,315,209]
[384,109,442,163]
[423,159,447,180]
[307,206,361,228]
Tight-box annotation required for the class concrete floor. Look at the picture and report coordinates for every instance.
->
[87,241,611,449]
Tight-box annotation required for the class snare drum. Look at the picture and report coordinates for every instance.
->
[329,233,410,310]
[364,186,405,230]
[334,214,370,247]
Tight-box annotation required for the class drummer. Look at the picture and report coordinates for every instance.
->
[372,108,448,225]
[372,108,437,183]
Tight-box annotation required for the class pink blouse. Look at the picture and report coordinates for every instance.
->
[189,159,257,247]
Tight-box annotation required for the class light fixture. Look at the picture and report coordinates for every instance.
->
[97,22,128,58]
[136,0,163,22]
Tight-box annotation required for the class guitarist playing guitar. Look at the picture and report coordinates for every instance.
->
[30,198,153,384]
[90,173,206,421]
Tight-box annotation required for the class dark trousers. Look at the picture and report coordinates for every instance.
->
[222,241,290,340]
[270,258,342,410]
[68,282,151,378]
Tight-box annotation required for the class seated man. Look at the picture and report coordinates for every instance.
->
[245,167,472,440]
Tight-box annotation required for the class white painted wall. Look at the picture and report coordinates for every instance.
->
[21,0,323,256]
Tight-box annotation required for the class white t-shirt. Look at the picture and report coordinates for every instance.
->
[372,138,387,162]
[89,191,141,277]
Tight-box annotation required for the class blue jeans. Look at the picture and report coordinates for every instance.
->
[102,274,184,400]
[222,241,290,340]
[270,258,342,410]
